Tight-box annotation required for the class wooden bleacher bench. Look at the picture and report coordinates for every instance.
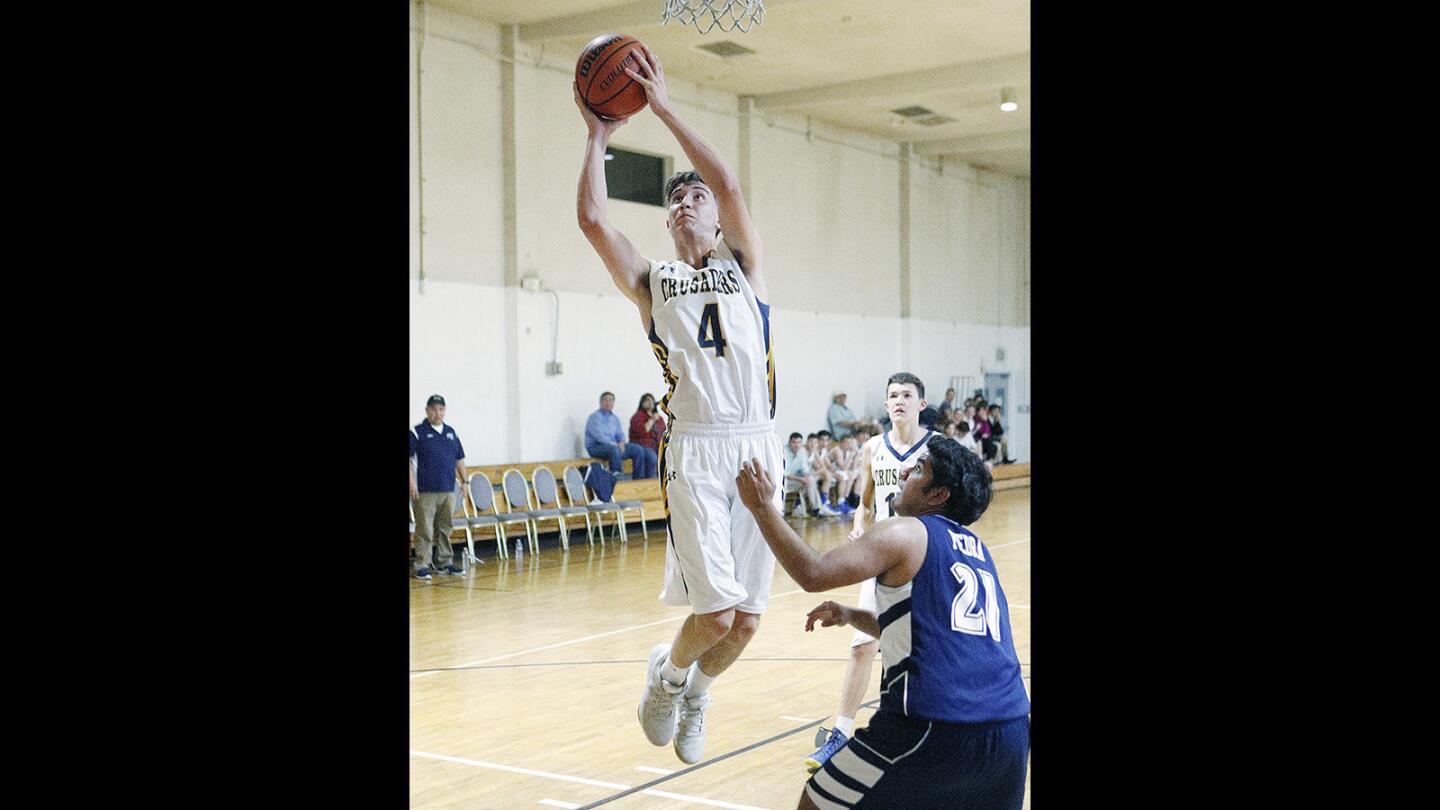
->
[991,462,1030,491]
[614,477,664,521]
[465,457,599,486]
[467,457,640,483]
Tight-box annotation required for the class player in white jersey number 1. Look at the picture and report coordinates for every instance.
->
[575,46,785,765]
[805,372,935,770]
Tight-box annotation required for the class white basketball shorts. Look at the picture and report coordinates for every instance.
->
[658,420,785,615]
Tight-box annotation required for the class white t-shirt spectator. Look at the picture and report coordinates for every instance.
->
[957,432,982,456]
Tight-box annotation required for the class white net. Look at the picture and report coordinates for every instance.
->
[662,0,766,34]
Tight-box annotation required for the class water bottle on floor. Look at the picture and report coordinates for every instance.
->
[515,538,523,560]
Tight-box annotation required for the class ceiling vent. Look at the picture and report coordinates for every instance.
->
[891,105,934,118]
[695,40,755,57]
[914,114,957,126]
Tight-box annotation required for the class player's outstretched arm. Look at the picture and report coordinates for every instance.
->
[575,83,652,316]
[737,458,916,592]
[625,47,767,300]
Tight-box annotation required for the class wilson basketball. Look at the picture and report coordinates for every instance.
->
[576,34,649,120]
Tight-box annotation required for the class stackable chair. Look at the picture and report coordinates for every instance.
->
[500,468,547,554]
[481,471,533,560]
[563,464,619,546]
[531,466,591,551]
[583,462,648,543]
[466,472,506,560]
[449,479,475,572]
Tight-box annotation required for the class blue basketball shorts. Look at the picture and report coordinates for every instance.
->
[805,710,1030,810]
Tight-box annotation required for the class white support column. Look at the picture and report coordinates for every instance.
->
[898,142,913,370]
[501,24,523,460]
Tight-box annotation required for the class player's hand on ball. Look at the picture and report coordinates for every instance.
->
[623,46,671,117]
[847,525,863,541]
[574,81,626,135]
[805,601,850,631]
[735,458,775,510]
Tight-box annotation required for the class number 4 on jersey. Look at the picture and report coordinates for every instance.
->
[697,303,728,357]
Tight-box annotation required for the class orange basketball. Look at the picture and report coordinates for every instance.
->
[576,34,650,120]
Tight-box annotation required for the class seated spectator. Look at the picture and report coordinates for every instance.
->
[783,432,839,517]
[629,393,666,454]
[970,410,992,451]
[826,392,860,440]
[954,421,995,472]
[816,429,839,467]
[919,403,942,431]
[825,434,862,512]
[946,407,966,432]
[937,387,958,422]
[807,433,841,512]
[986,403,1016,464]
[961,403,984,435]
[955,421,980,456]
[585,391,657,479]
[805,432,823,474]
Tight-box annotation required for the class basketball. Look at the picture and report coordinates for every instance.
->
[576,34,649,120]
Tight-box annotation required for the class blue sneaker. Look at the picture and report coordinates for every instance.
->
[441,564,465,576]
[804,727,849,771]
[415,566,432,581]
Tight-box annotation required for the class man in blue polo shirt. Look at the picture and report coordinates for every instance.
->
[409,394,468,581]
[584,391,657,479]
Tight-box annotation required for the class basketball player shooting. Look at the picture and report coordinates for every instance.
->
[574,44,786,765]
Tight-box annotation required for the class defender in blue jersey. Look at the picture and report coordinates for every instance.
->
[737,436,1029,810]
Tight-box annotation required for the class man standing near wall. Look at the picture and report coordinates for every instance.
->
[575,46,786,764]
[409,395,467,581]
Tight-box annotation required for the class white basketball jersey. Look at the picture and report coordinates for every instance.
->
[648,238,775,425]
[866,428,934,520]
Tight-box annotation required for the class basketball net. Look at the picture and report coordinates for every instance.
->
[662,0,766,34]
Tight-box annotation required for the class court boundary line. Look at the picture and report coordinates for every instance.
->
[573,698,882,809]
[410,750,773,810]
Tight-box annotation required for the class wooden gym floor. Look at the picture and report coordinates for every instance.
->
[410,487,1031,809]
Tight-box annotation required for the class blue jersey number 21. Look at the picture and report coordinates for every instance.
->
[697,303,728,357]
[950,562,1002,643]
